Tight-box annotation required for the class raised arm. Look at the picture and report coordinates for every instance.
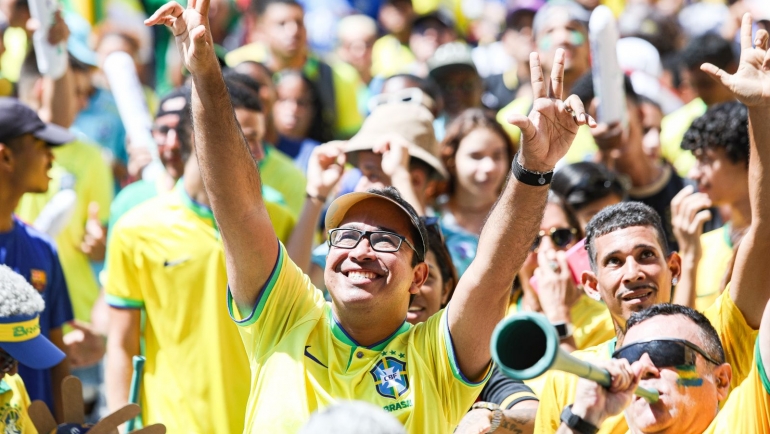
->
[146,0,278,311]
[448,50,596,380]
[703,15,770,328]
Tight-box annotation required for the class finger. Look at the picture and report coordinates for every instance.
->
[586,114,597,128]
[88,201,100,221]
[700,63,733,88]
[756,29,769,52]
[145,2,185,25]
[671,185,695,212]
[194,0,211,16]
[507,114,537,143]
[529,52,547,99]
[556,250,571,278]
[689,209,713,234]
[740,13,753,50]
[550,48,566,100]
[564,94,588,125]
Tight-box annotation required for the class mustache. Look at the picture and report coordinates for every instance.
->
[616,283,658,299]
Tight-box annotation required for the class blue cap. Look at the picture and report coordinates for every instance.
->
[64,11,97,67]
[0,314,66,370]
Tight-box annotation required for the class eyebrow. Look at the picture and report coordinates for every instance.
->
[338,223,400,234]
[600,244,658,261]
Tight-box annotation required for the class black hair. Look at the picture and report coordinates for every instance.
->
[572,71,639,109]
[680,33,735,71]
[250,0,302,15]
[551,162,628,212]
[626,303,725,364]
[585,202,669,272]
[274,70,333,143]
[223,69,263,95]
[547,191,585,240]
[366,186,427,266]
[233,60,274,81]
[423,219,458,305]
[681,101,749,167]
[223,74,263,113]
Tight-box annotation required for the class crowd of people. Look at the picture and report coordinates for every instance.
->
[1,0,770,433]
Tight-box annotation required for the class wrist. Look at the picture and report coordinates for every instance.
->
[570,403,605,427]
[517,152,555,174]
[305,190,327,204]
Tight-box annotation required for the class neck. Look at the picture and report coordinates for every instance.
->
[182,169,210,208]
[447,192,496,235]
[393,29,410,44]
[267,51,306,72]
[0,187,23,232]
[332,304,406,347]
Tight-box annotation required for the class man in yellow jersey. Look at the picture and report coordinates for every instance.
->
[146,0,596,431]
[534,15,770,433]
[560,299,770,434]
[103,90,254,433]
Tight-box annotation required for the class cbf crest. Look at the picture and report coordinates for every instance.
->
[370,357,409,399]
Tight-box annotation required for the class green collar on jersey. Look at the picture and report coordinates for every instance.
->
[327,307,411,352]
[0,379,10,395]
[176,180,216,230]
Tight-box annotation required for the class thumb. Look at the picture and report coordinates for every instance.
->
[507,114,536,142]
[88,202,100,222]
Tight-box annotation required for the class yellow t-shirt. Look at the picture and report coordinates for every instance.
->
[230,244,489,433]
[660,98,707,177]
[104,186,249,434]
[694,225,733,312]
[701,337,770,434]
[17,138,114,322]
[0,374,36,434]
[534,290,758,434]
[371,34,416,78]
[259,145,307,219]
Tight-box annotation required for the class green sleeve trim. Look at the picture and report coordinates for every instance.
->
[443,307,492,387]
[227,243,284,327]
[757,335,770,395]
[105,294,144,309]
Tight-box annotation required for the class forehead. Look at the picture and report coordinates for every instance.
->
[154,113,180,128]
[263,3,304,20]
[537,11,584,35]
[624,314,703,347]
[594,225,664,256]
[339,199,413,237]
[542,202,570,228]
[436,68,478,83]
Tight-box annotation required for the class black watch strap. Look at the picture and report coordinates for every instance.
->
[560,405,599,434]
[511,152,553,186]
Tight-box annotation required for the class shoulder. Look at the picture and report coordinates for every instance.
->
[112,193,176,233]
[12,218,57,251]
[225,42,268,67]
[571,338,615,361]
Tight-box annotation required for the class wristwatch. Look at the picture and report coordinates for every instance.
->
[472,401,503,433]
[552,321,574,340]
[560,404,599,434]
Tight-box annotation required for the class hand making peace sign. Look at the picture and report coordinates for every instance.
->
[507,49,597,173]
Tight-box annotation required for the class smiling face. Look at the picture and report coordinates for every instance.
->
[583,226,679,330]
[451,127,509,201]
[623,315,729,434]
[536,13,589,86]
[325,199,427,318]
[273,74,315,139]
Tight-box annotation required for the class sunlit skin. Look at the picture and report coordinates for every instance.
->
[234,108,266,162]
[688,148,749,207]
[583,226,681,336]
[536,14,589,91]
[406,250,450,325]
[680,68,736,107]
[640,101,663,162]
[152,114,185,179]
[451,128,509,203]
[353,151,428,196]
[273,74,314,140]
[259,3,306,65]
[325,199,428,331]
[4,134,54,194]
[622,315,731,434]
[574,194,623,231]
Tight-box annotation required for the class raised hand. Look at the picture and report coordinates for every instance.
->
[145,0,216,75]
[372,135,412,180]
[702,14,770,107]
[306,142,346,201]
[507,49,596,172]
[570,358,640,427]
[670,185,712,259]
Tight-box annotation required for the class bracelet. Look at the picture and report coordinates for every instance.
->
[472,402,503,433]
[560,404,599,434]
[306,192,327,203]
[512,152,554,186]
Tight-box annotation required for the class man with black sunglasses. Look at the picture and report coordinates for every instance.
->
[535,15,770,434]
[146,0,596,431]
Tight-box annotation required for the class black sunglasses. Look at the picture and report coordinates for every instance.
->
[531,227,577,251]
[612,338,721,368]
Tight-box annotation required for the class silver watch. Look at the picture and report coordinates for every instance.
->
[472,401,503,432]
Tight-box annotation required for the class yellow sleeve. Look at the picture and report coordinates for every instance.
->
[419,308,491,427]
[534,370,575,434]
[331,62,364,139]
[571,296,616,350]
[104,218,145,308]
[703,338,770,434]
[83,147,115,224]
[227,243,326,359]
[703,290,759,392]
[265,202,296,244]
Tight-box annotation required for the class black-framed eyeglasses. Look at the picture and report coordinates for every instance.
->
[328,228,420,257]
[612,338,722,368]
[531,227,577,251]
[421,216,445,244]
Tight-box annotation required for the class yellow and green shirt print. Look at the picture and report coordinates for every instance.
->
[0,374,35,434]
[104,186,249,434]
[229,244,489,433]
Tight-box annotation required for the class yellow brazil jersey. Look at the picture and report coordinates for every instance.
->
[104,185,249,434]
[702,337,770,434]
[229,244,490,433]
[0,374,36,434]
[534,291,758,434]
[371,34,416,78]
[660,98,707,177]
[694,225,733,312]
[17,138,113,322]
[259,145,307,219]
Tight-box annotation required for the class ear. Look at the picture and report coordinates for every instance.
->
[582,270,601,301]
[667,251,682,284]
[713,363,732,402]
[0,143,14,171]
[409,261,429,295]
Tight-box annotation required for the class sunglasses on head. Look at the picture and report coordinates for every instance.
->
[612,338,721,368]
[531,227,577,251]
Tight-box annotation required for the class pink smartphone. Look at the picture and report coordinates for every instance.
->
[529,238,590,293]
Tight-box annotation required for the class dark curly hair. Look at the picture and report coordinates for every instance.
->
[681,101,749,167]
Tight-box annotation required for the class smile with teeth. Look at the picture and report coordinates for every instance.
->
[622,289,653,301]
[347,270,378,281]
[408,306,424,312]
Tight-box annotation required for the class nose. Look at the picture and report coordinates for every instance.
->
[164,129,180,150]
[539,234,556,252]
[479,156,496,174]
[687,164,702,182]
[621,257,645,283]
[285,21,299,37]
[638,353,661,380]
[348,235,377,262]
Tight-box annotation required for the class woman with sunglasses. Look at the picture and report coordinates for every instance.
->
[510,192,614,354]
[437,109,516,278]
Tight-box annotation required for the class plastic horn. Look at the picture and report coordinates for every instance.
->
[126,355,146,432]
[102,51,164,181]
[589,5,627,126]
[491,312,659,403]
[27,0,67,79]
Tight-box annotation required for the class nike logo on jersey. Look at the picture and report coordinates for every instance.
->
[164,257,191,267]
[304,346,327,368]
